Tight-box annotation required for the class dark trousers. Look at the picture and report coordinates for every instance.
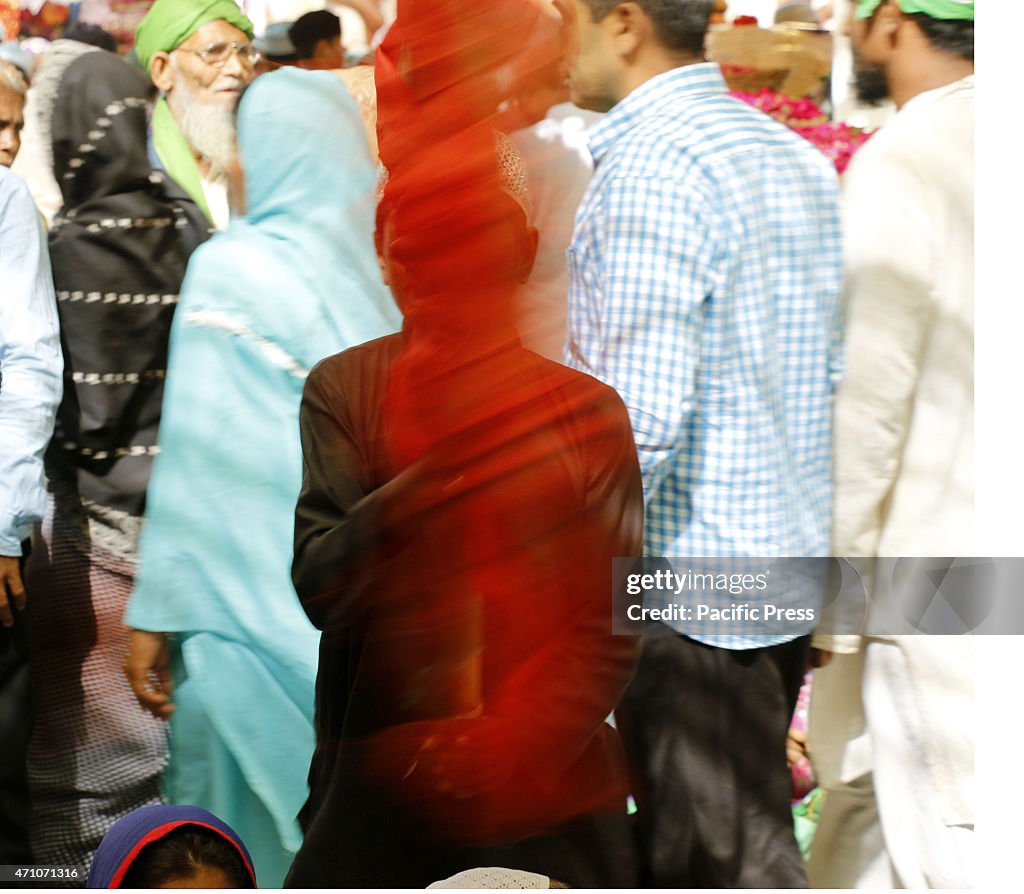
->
[0,552,33,864]
[615,628,809,888]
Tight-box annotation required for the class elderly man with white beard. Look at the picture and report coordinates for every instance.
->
[135,0,259,230]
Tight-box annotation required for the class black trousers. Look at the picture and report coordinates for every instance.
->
[286,805,638,888]
[615,628,809,888]
[0,551,33,865]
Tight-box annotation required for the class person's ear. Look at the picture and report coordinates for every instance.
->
[378,234,408,300]
[383,254,410,309]
[609,2,649,60]
[876,0,903,45]
[149,51,175,95]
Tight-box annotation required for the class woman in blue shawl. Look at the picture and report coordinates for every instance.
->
[87,804,257,888]
[123,68,401,887]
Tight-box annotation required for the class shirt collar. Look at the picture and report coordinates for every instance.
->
[900,73,974,115]
[587,62,728,164]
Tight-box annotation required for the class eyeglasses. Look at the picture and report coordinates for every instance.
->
[176,41,262,68]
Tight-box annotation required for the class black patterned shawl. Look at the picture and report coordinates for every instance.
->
[42,43,210,560]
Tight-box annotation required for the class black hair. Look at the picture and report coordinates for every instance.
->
[288,10,342,60]
[119,825,254,889]
[579,0,713,57]
[63,23,119,54]
[907,12,973,63]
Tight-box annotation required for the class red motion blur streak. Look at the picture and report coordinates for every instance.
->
[345,0,644,846]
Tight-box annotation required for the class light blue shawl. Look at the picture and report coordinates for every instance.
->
[126,69,400,886]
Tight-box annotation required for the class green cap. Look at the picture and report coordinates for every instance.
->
[134,0,255,74]
[856,0,974,20]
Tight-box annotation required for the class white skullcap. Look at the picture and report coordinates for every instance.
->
[427,867,551,889]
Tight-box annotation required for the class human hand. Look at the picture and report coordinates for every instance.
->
[786,724,808,769]
[808,647,833,669]
[123,629,175,720]
[377,444,481,537]
[413,720,517,799]
[368,716,517,801]
[0,555,26,627]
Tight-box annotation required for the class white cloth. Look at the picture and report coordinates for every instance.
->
[12,39,102,231]
[0,166,62,555]
[200,169,231,231]
[510,102,601,362]
[10,85,63,229]
[428,867,550,889]
[808,75,975,889]
[833,75,974,563]
[808,639,975,888]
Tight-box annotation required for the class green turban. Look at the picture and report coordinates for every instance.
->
[856,0,974,20]
[135,0,255,74]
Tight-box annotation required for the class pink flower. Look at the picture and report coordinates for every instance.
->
[729,89,875,174]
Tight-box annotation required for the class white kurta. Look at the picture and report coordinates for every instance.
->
[808,75,975,889]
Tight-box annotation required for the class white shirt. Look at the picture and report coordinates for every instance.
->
[833,75,975,560]
[201,170,231,232]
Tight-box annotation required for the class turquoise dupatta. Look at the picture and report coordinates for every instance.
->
[126,69,401,886]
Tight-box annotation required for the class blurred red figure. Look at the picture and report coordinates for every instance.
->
[283,1,643,887]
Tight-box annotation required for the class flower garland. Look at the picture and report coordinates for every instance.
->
[1,0,19,41]
[730,87,874,175]
[17,0,70,41]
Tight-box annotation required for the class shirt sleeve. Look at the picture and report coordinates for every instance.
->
[566,173,718,499]
[291,362,400,632]
[0,172,62,555]
[292,354,495,633]
[832,155,933,559]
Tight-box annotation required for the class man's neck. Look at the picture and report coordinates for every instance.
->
[889,52,972,110]
[619,52,705,104]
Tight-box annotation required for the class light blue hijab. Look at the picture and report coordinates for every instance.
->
[126,69,400,887]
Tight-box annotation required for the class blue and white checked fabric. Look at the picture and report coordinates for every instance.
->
[566,64,843,649]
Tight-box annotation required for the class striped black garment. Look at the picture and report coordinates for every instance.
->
[42,43,209,559]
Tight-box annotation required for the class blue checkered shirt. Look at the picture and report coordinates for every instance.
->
[566,64,843,649]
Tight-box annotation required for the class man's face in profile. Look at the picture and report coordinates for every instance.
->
[847,2,891,104]
[563,0,621,114]
[168,20,257,110]
[151,19,258,173]
[0,87,25,167]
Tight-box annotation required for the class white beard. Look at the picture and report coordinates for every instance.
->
[168,66,240,177]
